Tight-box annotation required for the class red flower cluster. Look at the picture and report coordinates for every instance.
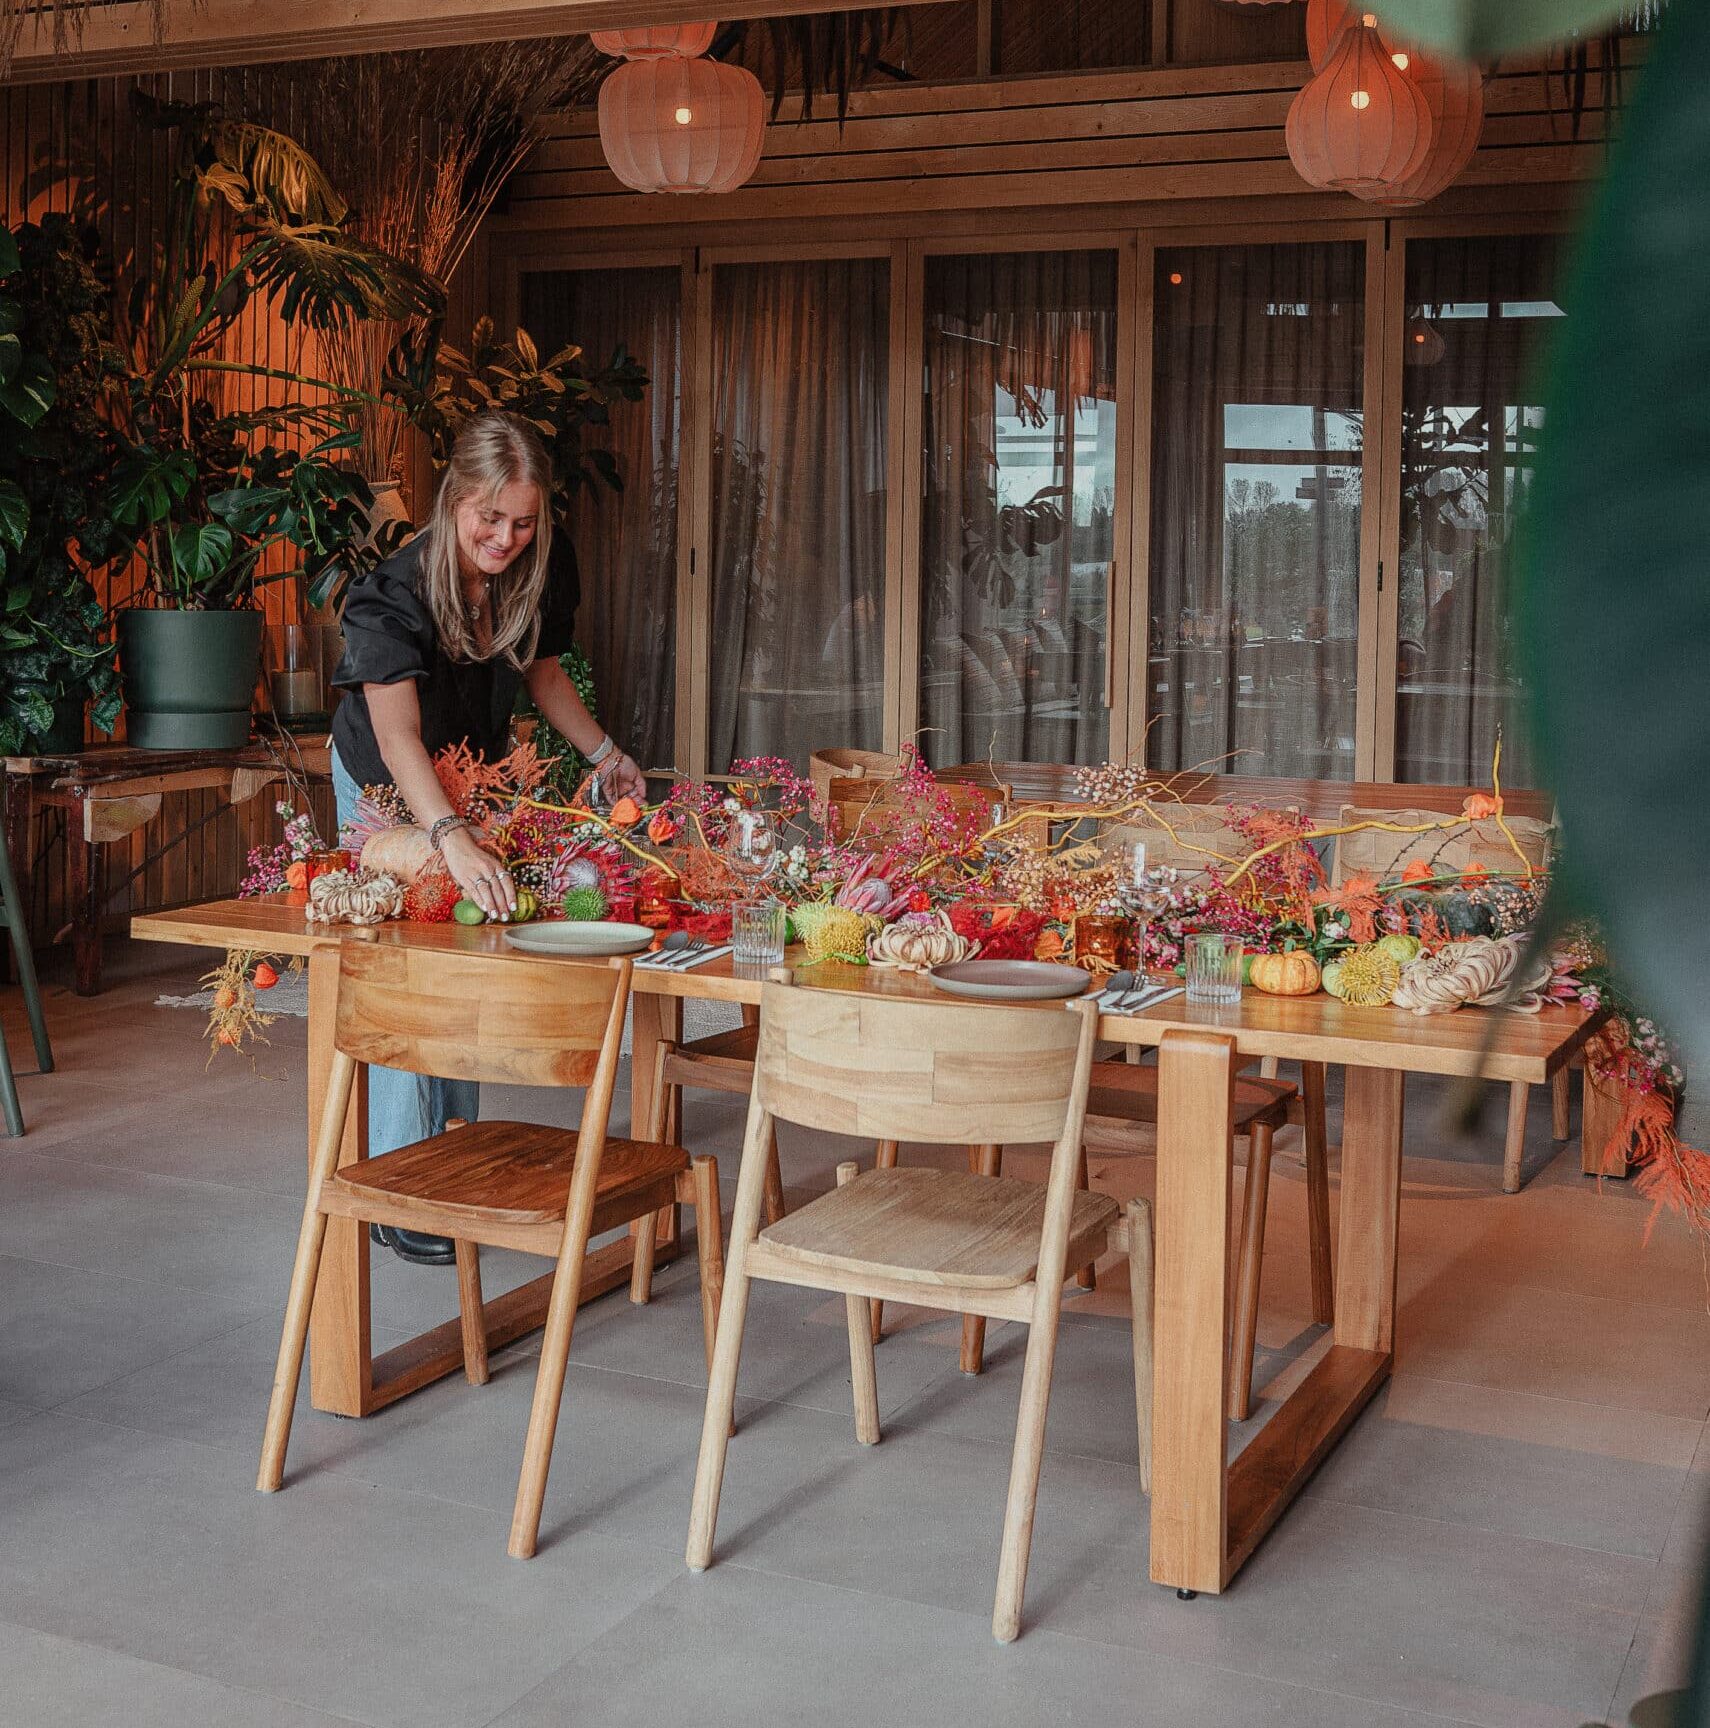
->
[948,903,1045,961]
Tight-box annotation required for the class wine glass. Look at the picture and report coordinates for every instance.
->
[723,805,780,890]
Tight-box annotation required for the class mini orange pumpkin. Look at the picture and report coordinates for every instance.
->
[1461,792,1501,819]
[609,795,643,829]
[1248,950,1322,996]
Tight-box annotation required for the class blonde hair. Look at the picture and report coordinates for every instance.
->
[420,412,554,667]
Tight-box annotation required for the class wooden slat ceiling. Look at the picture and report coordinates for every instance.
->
[2,0,957,83]
[498,58,1609,231]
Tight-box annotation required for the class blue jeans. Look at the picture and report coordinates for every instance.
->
[330,749,479,1155]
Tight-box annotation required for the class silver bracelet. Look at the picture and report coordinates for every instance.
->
[427,814,469,853]
[585,734,617,768]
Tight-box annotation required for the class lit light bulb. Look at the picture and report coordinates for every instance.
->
[1360,10,1377,22]
[674,105,693,124]
[1350,89,1371,110]
[1169,271,1183,285]
[1391,51,1409,69]
[1414,331,1426,344]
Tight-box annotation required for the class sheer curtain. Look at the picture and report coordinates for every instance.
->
[520,267,680,770]
[920,249,1117,769]
[1147,242,1364,781]
[1395,236,1562,788]
[708,258,889,773]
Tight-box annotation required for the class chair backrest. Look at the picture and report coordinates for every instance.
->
[1103,806,1254,879]
[826,773,1009,851]
[809,748,899,813]
[1332,804,1555,884]
[333,941,630,1089]
[751,979,1097,1147]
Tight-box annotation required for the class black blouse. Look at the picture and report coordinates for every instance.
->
[330,532,579,792]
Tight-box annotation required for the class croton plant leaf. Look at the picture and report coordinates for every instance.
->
[1516,0,1710,1075]
[1370,0,1636,58]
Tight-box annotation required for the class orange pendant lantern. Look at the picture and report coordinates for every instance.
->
[1305,0,1359,70]
[589,22,719,59]
[1286,17,1432,199]
[1379,54,1484,206]
[598,55,766,195]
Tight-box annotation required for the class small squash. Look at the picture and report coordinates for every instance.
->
[1248,950,1321,997]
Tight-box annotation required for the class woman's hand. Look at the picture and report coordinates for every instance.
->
[600,749,646,805]
[440,825,517,921]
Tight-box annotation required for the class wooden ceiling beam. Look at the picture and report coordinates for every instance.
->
[3,0,946,85]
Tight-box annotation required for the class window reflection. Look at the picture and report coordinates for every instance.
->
[1148,243,1364,780]
[1395,236,1563,787]
[920,249,1118,769]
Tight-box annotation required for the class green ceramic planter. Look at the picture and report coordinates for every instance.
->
[117,608,264,750]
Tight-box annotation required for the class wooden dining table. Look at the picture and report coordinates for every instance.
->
[132,895,1603,1596]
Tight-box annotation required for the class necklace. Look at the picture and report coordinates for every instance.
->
[462,576,490,623]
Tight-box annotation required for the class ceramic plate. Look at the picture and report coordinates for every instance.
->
[503,921,656,959]
[926,959,1092,1001]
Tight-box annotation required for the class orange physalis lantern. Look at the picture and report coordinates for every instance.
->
[598,56,766,195]
[589,22,718,59]
[1286,16,1432,199]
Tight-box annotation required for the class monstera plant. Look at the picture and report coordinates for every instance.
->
[108,92,442,748]
[0,216,125,756]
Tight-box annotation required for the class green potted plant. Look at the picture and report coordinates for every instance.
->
[107,93,441,749]
[0,216,126,756]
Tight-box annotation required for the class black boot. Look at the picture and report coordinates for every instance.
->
[369,1223,456,1266]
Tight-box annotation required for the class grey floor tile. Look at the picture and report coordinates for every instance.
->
[1307,1374,1697,1558]
[490,1565,1471,1728]
[0,1410,681,1728]
[0,1617,369,1727]
[0,1249,273,1409]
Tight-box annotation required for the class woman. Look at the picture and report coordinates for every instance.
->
[331,411,645,1264]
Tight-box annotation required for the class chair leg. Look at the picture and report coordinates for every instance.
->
[1073,1144,1098,1291]
[686,1155,724,1375]
[632,1040,676,1303]
[1302,1060,1334,1326]
[454,1241,490,1386]
[1551,1066,1572,1141]
[1228,1123,1275,1423]
[762,1136,786,1226]
[961,1144,1002,1374]
[1259,1055,1279,1081]
[259,1052,356,1493]
[869,1138,899,1343]
[688,1109,777,1572]
[1503,1080,1529,1194]
[0,1019,21,1138]
[1126,1197,1154,1496]
[837,1162,881,1445]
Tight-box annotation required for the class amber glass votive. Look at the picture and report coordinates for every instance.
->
[304,849,352,885]
[1074,913,1128,975]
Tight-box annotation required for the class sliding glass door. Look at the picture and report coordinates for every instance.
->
[918,247,1119,769]
[1392,235,1563,788]
[519,265,682,772]
[707,256,891,773]
[1145,241,1365,781]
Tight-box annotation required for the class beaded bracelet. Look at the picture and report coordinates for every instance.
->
[427,814,469,853]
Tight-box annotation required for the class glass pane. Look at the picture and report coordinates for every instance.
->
[1396,236,1563,788]
[997,0,1150,73]
[708,258,890,773]
[1147,243,1364,781]
[519,267,680,771]
[921,249,1118,769]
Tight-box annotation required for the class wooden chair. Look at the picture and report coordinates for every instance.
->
[257,943,724,1559]
[686,980,1152,1644]
[1334,800,1565,1192]
[0,817,53,1136]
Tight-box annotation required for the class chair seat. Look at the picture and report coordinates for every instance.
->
[757,1166,1119,1291]
[324,1121,689,1229]
[662,1024,760,1095]
[1085,1059,1294,1132]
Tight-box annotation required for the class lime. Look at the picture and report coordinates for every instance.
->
[453,899,486,926]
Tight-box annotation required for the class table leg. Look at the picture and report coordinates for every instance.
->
[67,814,103,997]
[307,943,371,1415]
[1149,1027,1236,1595]
[1334,1067,1404,1355]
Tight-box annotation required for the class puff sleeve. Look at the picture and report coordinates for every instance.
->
[332,550,436,691]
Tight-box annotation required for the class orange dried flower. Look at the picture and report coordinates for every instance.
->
[252,961,278,990]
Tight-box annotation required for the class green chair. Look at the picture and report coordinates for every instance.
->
[0,816,53,1136]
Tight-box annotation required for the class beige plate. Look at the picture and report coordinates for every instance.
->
[927,959,1093,1001]
[503,921,655,958]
